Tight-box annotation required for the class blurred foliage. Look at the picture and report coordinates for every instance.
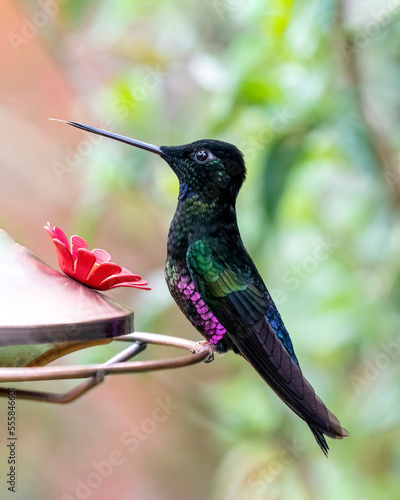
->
[4,0,400,498]
[47,0,400,497]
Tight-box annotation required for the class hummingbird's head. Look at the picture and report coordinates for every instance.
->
[52,121,246,205]
[160,140,246,204]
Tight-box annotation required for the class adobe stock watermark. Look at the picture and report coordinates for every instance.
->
[60,396,179,500]
[350,333,400,395]
[341,1,400,61]
[384,166,400,193]
[236,438,305,500]
[51,65,166,183]
[7,0,70,53]
[213,0,245,21]
[271,236,340,307]
[51,118,113,183]
[112,65,167,120]
[202,108,295,201]
[240,109,296,162]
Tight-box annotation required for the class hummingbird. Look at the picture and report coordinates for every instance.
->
[53,119,349,455]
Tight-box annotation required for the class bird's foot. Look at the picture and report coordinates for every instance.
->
[191,340,214,363]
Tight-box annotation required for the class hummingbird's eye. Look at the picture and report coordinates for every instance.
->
[194,149,210,163]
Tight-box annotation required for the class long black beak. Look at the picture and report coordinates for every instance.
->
[49,119,163,155]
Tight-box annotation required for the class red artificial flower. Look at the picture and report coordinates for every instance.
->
[45,222,150,291]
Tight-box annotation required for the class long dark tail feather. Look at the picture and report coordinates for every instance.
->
[223,313,349,456]
[308,424,330,457]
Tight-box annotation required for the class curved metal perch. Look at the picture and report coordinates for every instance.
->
[0,232,214,403]
[0,332,214,404]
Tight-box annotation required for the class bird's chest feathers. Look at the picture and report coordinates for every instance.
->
[167,198,214,260]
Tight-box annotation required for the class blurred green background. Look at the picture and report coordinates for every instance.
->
[1,0,400,498]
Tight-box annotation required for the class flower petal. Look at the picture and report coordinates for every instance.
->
[52,238,74,274]
[86,262,122,288]
[120,267,143,278]
[98,273,150,290]
[45,223,150,291]
[44,222,54,237]
[45,222,69,248]
[71,248,96,281]
[105,282,151,290]
[92,248,112,264]
[71,235,89,259]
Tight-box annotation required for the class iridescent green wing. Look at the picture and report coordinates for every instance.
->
[187,238,348,454]
[187,239,294,352]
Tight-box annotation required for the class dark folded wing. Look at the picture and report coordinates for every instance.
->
[187,239,348,454]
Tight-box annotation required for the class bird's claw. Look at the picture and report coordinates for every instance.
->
[191,340,214,363]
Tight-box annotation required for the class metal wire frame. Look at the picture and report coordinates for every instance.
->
[0,332,214,404]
